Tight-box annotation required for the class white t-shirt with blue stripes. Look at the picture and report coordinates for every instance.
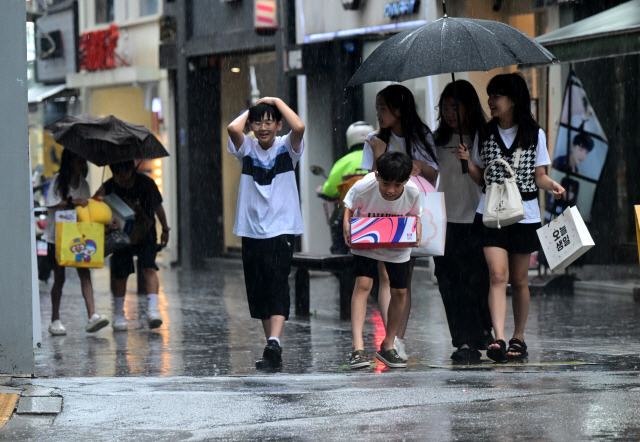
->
[227,132,304,238]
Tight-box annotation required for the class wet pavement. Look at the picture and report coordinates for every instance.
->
[29,258,640,376]
[1,257,640,440]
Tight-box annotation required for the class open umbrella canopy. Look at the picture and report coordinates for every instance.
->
[45,114,169,166]
[347,16,557,87]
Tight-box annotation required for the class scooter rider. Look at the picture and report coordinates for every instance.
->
[317,121,374,254]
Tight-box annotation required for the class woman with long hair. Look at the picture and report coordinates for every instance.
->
[459,73,564,362]
[432,80,492,362]
[43,149,109,335]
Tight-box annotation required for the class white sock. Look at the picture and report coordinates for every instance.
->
[114,296,125,313]
[147,294,158,310]
[268,337,281,346]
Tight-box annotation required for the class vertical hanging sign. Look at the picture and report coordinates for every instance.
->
[544,72,609,224]
[254,0,278,34]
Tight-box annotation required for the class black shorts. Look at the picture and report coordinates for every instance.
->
[352,254,410,289]
[110,230,159,279]
[47,242,59,268]
[242,234,295,320]
[475,213,541,254]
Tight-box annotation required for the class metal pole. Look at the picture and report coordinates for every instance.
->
[0,0,35,374]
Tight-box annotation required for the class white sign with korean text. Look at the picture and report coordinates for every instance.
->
[537,206,595,271]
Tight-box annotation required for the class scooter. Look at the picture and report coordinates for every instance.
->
[311,165,367,255]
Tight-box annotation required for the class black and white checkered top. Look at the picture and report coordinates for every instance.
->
[480,122,538,201]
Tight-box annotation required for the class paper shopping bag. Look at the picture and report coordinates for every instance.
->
[412,192,447,257]
[56,222,105,268]
[536,206,594,271]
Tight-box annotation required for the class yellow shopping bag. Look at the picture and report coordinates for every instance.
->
[55,222,105,268]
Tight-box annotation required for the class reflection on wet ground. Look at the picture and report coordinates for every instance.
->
[34,258,640,378]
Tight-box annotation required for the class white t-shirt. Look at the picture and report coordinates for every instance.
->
[43,173,91,244]
[343,172,421,263]
[435,133,482,224]
[470,126,551,223]
[361,130,438,171]
[227,132,304,238]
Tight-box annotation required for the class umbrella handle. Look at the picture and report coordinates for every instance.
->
[451,73,469,174]
[459,130,469,174]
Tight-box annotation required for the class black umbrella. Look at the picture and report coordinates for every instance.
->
[347,1,557,172]
[45,114,169,167]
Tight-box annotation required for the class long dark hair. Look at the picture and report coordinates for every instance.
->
[483,73,540,149]
[433,80,487,146]
[54,149,80,200]
[375,84,437,165]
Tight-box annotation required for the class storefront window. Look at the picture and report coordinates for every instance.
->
[95,0,114,24]
[140,0,159,16]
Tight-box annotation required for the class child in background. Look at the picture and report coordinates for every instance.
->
[344,151,421,369]
[43,149,109,336]
[360,84,438,360]
[459,73,565,362]
[227,97,305,371]
[95,160,170,332]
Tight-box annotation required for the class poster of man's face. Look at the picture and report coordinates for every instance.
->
[552,126,608,182]
[547,72,608,226]
[560,82,606,141]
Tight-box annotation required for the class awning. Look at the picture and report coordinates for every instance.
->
[27,83,66,104]
[536,0,640,63]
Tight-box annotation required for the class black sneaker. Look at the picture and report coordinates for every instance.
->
[256,339,282,370]
[375,348,407,368]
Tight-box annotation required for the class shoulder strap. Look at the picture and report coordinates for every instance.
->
[513,147,522,169]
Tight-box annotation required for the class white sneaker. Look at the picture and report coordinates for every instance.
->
[85,313,109,333]
[48,320,66,336]
[112,312,128,331]
[147,309,163,329]
[394,337,407,360]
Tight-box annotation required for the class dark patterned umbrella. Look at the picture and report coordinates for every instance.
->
[45,114,169,166]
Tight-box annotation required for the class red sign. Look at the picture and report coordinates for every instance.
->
[254,0,278,32]
[79,24,123,71]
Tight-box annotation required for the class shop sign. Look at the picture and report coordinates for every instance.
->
[384,0,420,18]
[34,1,78,83]
[255,0,278,34]
[79,24,124,71]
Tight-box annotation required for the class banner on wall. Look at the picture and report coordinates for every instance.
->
[544,72,609,224]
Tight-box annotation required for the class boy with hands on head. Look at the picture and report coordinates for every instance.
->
[227,97,305,371]
[343,151,421,369]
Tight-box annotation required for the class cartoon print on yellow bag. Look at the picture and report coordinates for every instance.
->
[69,235,98,263]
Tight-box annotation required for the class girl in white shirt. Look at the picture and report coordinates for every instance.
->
[458,73,565,362]
[44,149,109,336]
[432,80,492,362]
